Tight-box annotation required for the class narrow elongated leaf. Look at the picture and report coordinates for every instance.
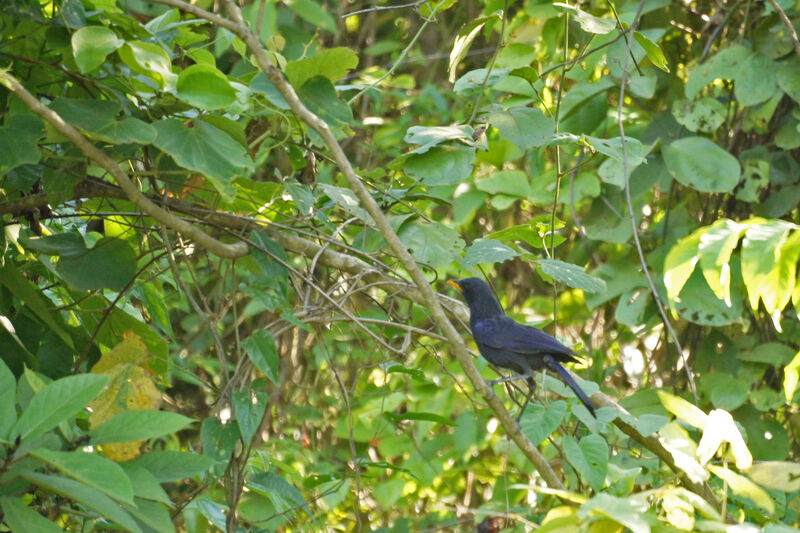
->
[129,451,218,483]
[31,449,135,504]
[663,230,702,302]
[0,497,62,533]
[384,411,457,426]
[13,374,108,442]
[708,465,774,513]
[0,358,17,439]
[89,411,194,444]
[242,330,279,384]
[697,219,744,305]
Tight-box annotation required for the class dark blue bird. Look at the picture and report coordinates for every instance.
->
[448,277,596,417]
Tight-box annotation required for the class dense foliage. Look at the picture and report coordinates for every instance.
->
[1,0,800,531]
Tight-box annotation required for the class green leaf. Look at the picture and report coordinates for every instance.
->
[248,471,310,515]
[177,64,237,110]
[153,118,253,198]
[0,114,43,175]
[475,169,531,197]
[489,107,555,150]
[128,451,218,483]
[284,0,337,34]
[123,498,174,533]
[403,125,473,154]
[737,342,796,367]
[242,330,279,384]
[685,45,752,99]
[735,52,777,107]
[318,183,373,222]
[13,373,108,442]
[71,26,124,73]
[0,359,15,439]
[398,221,464,268]
[22,472,142,533]
[777,61,800,103]
[537,259,606,293]
[663,137,741,192]
[118,41,176,89]
[233,390,267,444]
[708,465,774,513]
[399,145,476,186]
[634,31,669,72]
[554,3,615,34]
[520,400,566,445]
[697,409,752,470]
[663,229,702,302]
[461,238,519,268]
[564,434,608,492]
[384,411,457,426]
[741,220,793,321]
[297,76,353,130]
[671,98,726,133]
[710,380,748,410]
[448,14,501,83]
[697,219,744,305]
[31,449,135,504]
[782,349,800,403]
[580,493,651,533]
[453,68,510,94]
[285,47,357,88]
[746,461,800,492]
[120,463,172,506]
[51,97,156,144]
[0,497,62,533]
[51,237,137,291]
[89,411,194,444]
[656,391,707,429]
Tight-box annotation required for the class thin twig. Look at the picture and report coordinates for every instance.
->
[342,1,425,19]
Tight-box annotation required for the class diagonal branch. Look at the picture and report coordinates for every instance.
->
[0,71,248,259]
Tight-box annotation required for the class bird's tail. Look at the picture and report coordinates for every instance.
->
[544,355,596,416]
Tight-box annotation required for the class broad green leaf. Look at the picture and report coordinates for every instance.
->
[0,114,43,175]
[520,400,566,445]
[383,411,457,426]
[129,451,218,483]
[123,498,174,533]
[0,359,15,439]
[614,289,648,328]
[176,64,236,110]
[554,3,615,34]
[777,61,800,103]
[461,238,519,268]
[56,237,137,291]
[634,31,669,72]
[403,125,473,154]
[737,342,796,367]
[153,118,253,198]
[453,67,510,94]
[658,422,708,484]
[13,373,108,442]
[71,26,124,73]
[89,411,194,444]
[656,391,707,429]
[708,465,774,513]
[489,107,555,149]
[318,183,373,222]
[710,381,748,411]
[736,158,769,202]
[284,0,337,34]
[118,41,176,89]
[285,47,357,88]
[746,461,800,492]
[663,137,740,193]
[398,221,464,268]
[475,169,532,197]
[696,409,752,470]
[22,472,142,533]
[674,267,743,326]
[400,145,476,186]
[0,497,62,533]
[697,219,744,305]
[672,98,726,133]
[248,471,310,515]
[31,449,134,504]
[685,45,752,99]
[242,330,279,384]
[537,259,606,293]
[564,434,608,492]
[664,229,702,302]
[233,390,267,444]
[580,493,651,533]
[741,220,793,324]
[49,97,133,145]
[296,76,353,130]
[735,52,777,107]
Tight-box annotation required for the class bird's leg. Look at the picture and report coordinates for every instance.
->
[515,385,534,423]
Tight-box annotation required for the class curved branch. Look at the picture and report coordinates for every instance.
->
[0,71,248,259]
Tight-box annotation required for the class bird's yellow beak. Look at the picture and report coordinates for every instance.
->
[447,280,462,291]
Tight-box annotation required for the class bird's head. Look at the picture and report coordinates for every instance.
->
[448,277,505,319]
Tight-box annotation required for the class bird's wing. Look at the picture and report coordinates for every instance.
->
[472,315,576,358]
